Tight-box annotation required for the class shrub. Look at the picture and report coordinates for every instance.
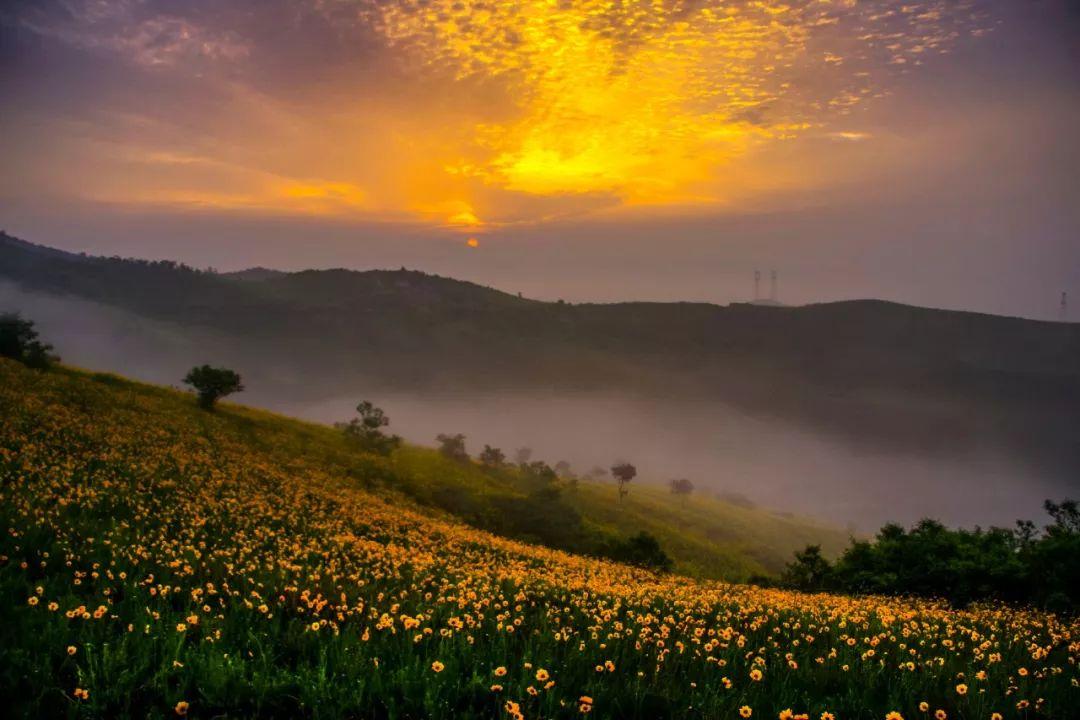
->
[337,401,401,456]
[0,313,58,369]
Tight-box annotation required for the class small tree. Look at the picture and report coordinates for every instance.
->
[669,477,695,504]
[436,433,468,462]
[0,313,59,369]
[587,466,608,481]
[479,445,506,468]
[610,462,637,503]
[554,460,573,478]
[183,365,243,410]
[337,400,401,456]
[514,447,533,466]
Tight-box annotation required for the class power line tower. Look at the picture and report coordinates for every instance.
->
[770,269,778,302]
[753,269,761,301]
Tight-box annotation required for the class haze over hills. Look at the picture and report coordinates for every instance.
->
[2,231,1078,529]
[3,231,1077,395]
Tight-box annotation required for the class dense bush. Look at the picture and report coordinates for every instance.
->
[0,313,58,369]
[782,500,1080,611]
[604,531,673,572]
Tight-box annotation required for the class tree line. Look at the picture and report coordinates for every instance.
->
[779,501,1080,612]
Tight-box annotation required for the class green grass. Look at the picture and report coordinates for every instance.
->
[71,365,849,582]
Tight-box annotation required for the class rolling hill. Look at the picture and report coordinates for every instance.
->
[1,357,1075,718]
[0,359,847,579]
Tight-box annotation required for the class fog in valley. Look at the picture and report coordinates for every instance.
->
[279,393,1070,533]
[5,281,1074,534]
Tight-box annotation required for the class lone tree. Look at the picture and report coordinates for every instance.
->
[183,365,243,410]
[610,462,637,503]
[669,477,695,504]
[479,445,506,468]
[337,400,401,456]
[0,313,59,369]
[436,433,469,462]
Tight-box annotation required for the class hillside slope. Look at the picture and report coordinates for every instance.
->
[0,360,847,579]
[1,358,1075,719]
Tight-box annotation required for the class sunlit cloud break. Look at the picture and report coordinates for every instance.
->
[6,0,997,227]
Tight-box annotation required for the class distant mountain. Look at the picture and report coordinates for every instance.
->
[220,267,288,282]
[3,231,1079,474]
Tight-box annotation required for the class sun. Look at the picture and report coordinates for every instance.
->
[466,237,480,248]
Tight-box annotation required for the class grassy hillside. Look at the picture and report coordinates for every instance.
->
[0,359,847,581]
[1,358,1076,719]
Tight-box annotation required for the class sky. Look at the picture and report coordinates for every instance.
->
[1,0,1078,318]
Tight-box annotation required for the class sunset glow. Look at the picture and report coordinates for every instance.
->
[2,0,997,228]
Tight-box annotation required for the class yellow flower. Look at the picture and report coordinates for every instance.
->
[935,711,947,720]
[27,596,39,606]
[821,713,835,720]
[431,660,445,673]
[67,645,77,656]
[919,702,929,712]
[740,706,753,719]
[955,683,968,696]
[175,701,190,716]
[175,623,187,633]
[494,666,507,677]
[885,713,904,720]
[780,710,793,720]
[749,668,763,682]
[535,668,549,682]
[73,688,89,701]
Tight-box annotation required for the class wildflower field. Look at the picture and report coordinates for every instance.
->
[0,360,1076,719]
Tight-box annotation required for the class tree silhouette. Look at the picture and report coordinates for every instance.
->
[0,313,58,369]
[436,433,468,462]
[337,400,401,456]
[479,445,506,468]
[183,365,243,410]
